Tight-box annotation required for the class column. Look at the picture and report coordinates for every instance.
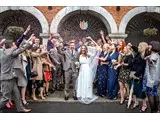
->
[40,33,49,46]
[108,33,128,44]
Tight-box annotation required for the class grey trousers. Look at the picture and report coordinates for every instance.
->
[0,79,25,111]
[64,69,77,97]
[52,66,63,90]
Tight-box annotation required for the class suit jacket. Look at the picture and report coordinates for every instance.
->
[0,42,32,81]
[49,48,61,66]
[57,47,79,72]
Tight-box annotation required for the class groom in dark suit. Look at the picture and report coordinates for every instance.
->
[57,40,79,100]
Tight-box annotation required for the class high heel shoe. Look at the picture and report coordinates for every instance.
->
[40,95,46,100]
[140,105,147,112]
[119,98,125,105]
[5,103,12,109]
[131,102,139,109]
[31,96,38,101]
[41,96,46,100]
[22,100,29,106]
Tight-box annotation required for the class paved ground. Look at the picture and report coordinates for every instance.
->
[2,90,152,113]
[3,101,151,113]
[2,90,160,113]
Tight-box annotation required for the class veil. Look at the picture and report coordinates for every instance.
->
[87,46,101,81]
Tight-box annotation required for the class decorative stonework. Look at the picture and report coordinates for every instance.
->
[119,6,160,34]
[50,6,118,34]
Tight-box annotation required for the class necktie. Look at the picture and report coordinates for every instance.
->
[71,50,74,57]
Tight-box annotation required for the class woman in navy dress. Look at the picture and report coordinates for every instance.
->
[107,44,121,99]
[97,44,109,97]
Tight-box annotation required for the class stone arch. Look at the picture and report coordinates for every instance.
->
[119,6,160,33]
[50,6,118,34]
[0,6,49,44]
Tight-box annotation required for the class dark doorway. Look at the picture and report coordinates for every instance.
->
[0,10,42,40]
[58,10,109,42]
[125,12,160,46]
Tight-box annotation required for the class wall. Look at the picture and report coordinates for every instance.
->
[35,6,135,28]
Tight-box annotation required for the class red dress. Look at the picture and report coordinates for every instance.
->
[42,54,52,82]
[44,71,51,82]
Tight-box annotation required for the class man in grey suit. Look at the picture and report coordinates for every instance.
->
[48,38,63,92]
[56,40,79,100]
[0,39,6,99]
[0,38,33,113]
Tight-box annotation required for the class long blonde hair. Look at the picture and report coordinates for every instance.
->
[138,42,148,58]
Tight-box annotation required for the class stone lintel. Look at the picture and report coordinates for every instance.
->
[108,33,128,39]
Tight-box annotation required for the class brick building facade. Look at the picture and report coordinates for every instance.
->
[0,6,159,46]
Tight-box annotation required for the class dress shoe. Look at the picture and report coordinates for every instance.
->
[46,92,49,96]
[73,96,78,100]
[17,108,31,113]
[64,96,69,101]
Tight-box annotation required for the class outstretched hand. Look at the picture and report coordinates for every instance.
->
[27,33,35,43]
[0,39,6,44]
[24,25,31,35]
[100,30,104,36]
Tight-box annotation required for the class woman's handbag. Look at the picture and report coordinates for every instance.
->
[30,71,38,78]
[129,71,140,80]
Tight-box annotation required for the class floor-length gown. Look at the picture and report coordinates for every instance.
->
[76,47,100,104]
[107,52,119,99]
[97,52,108,97]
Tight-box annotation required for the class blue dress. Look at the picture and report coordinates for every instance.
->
[107,52,119,99]
[97,52,108,97]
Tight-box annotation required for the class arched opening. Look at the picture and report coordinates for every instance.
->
[50,6,118,43]
[125,12,160,46]
[0,10,42,40]
[57,10,109,42]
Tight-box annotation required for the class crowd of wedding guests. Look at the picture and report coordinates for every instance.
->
[0,25,160,113]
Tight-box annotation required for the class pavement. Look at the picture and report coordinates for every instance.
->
[2,91,153,113]
[3,101,152,113]
[2,88,160,113]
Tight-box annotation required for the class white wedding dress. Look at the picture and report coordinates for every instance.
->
[76,46,100,104]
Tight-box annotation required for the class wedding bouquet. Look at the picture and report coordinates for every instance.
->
[109,59,117,69]
[112,59,117,63]
[75,61,80,73]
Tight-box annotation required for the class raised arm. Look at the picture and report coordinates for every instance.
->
[12,41,33,57]
[12,34,34,57]
[16,25,31,47]
[86,36,98,46]
[0,39,6,48]
[86,36,102,51]
[100,30,107,44]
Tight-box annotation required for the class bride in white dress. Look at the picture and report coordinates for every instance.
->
[76,40,101,104]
